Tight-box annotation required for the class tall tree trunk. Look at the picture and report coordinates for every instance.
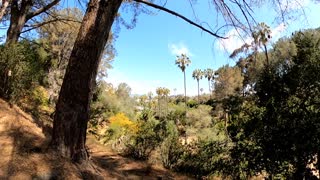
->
[263,44,269,67]
[6,0,31,44]
[0,0,9,21]
[183,70,187,106]
[5,0,60,44]
[50,0,122,163]
[158,97,161,118]
[197,79,200,103]
[183,70,187,142]
[208,79,211,99]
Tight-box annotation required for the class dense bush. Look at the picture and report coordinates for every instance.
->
[174,140,228,178]
[124,118,162,160]
[0,42,48,102]
[96,112,138,151]
[160,121,184,169]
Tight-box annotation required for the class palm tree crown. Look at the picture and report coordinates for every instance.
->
[204,68,215,97]
[192,69,203,81]
[204,68,214,81]
[192,69,203,103]
[175,54,191,72]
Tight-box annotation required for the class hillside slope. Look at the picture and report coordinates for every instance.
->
[0,99,191,179]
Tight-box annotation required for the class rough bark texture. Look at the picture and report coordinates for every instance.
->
[0,0,9,21]
[50,0,122,163]
[6,0,31,44]
[5,0,60,44]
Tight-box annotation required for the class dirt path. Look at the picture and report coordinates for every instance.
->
[0,99,192,179]
[86,135,191,180]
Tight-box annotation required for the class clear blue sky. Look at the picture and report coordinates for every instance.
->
[107,0,320,96]
[1,0,320,96]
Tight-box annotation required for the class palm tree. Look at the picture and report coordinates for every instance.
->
[192,69,203,103]
[175,54,191,143]
[156,87,170,118]
[252,22,271,66]
[175,54,191,107]
[156,87,164,118]
[162,87,170,117]
[204,68,214,98]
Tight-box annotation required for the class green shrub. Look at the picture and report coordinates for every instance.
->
[174,140,228,178]
[31,85,49,106]
[160,121,184,169]
[0,41,48,102]
[124,118,162,160]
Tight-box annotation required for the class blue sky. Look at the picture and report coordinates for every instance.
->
[107,0,320,96]
[1,0,320,96]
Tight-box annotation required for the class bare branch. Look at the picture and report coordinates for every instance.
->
[26,0,60,20]
[132,0,226,39]
[22,18,81,33]
[231,0,254,32]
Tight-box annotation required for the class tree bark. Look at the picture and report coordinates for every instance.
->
[50,0,122,163]
[0,0,9,21]
[5,0,60,44]
[6,0,31,44]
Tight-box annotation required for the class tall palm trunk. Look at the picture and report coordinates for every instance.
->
[208,79,211,99]
[183,70,187,108]
[50,0,122,163]
[263,44,269,67]
[197,79,200,103]
[183,70,187,142]
[158,97,161,118]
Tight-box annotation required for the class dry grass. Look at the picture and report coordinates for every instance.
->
[0,98,82,179]
[0,99,193,180]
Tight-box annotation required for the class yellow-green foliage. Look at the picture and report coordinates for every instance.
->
[31,85,49,106]
[109,113,138,134]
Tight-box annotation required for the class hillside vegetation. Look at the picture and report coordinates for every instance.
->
[0,98,190,179]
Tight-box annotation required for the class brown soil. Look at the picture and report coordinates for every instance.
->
[0,99,193,180]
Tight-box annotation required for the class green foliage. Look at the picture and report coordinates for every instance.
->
[167,102,186,124]
[90,82,137,126]
[30,85,49,106]
[186,105,213,138]
[214,65,244,100]
[224,29,320,179]
[98,113,138,150]
[186,99,197,108]
[124,118,163,160]
[160,121,184,169]
[0,41,48,102]
[175,140,228,178]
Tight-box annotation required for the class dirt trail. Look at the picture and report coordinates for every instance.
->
[86,135,191,180]
[0,99,192,179]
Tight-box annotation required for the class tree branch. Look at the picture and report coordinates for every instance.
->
[26,0,60,20]
[22,18,81,33]
[132,0,226,39]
